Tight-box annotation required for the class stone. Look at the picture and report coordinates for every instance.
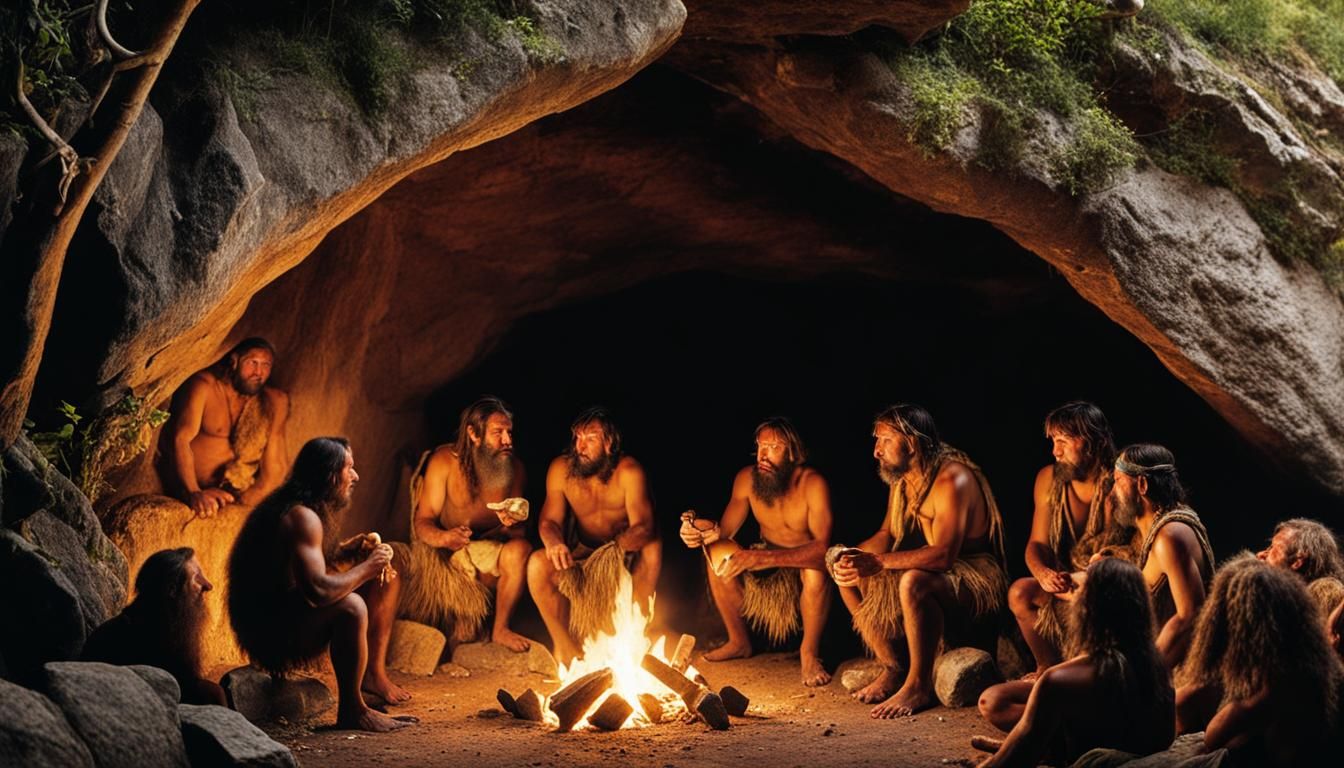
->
[436,662,471,678]
[496,689,519,717]
[221,666,334,725]
[179,704,298,768]
[452,641,558,678]
[387,620,446,676]
[128,665,182,711]
[43,661,189,768]
[836,657,889,693]
[0,676,94,768]
[0,528,88,686]
[933,648,1003,708]
[720,686,749,717]
[996,634,1031,683]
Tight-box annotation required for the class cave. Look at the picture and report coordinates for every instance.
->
[5,2,1344,766]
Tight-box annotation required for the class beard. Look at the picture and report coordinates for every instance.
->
[877,457,910,486]
[474,443,515,491]
[154,591,208,677]
[569,451,617,481]
[230,369,264,396]
[1112,491,1142,528]
[1055,453,1098,483]
[751,459,796,505]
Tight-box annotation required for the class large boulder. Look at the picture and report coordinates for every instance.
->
[386,620,447,676]
[0,529,89,685]
[221,666,334,725]
[178,704,297,768]
[0,676,94,768]
[933,647,1003,708]
[452,641,559,678]
[43,661,189,768]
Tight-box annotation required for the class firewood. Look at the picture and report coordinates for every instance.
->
[516,689,545,722]
[670,633,696,672]
[589,693,633,731]
[548,668,614,732]
[496,689,519,717]
[720,686,748,717]
[637,692,664,724]
[641,654,730,730]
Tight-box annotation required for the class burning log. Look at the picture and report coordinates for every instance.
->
[589,693,633,731]
[641,654,730,730]
[548,668,614,732]
[516,689,545,722]
[670,634,696,672]
[720,686,749,717]
[637,692,664,724]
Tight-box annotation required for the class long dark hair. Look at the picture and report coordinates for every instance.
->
[452,396,513,499]
[1071,557,1171,708]
[128,546,203,677]
[1044,401,1116,473]
[568,406,623,482]
[1116,443,1186,511]
[873,403,941,467]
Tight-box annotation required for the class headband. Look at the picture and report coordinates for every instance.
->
[1115,457,1175,476]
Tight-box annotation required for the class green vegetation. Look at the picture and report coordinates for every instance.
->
[27,395,169,505]
[1152,0,1344,83]
[199,0,562,119]
[871,0,1139,194]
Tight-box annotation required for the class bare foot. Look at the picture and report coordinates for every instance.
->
[362,675,412,705]
[703,639,752,662]
[870,682,936,719]
[493,628,531,652]
[801,655,831,687]
[337,707,419,732]
[852,665,900,704]
[971,735,1004,754]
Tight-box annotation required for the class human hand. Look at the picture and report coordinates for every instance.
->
[546,542,574,571]
[717,548,758,580]
[1038,568,1074,594]
[188,488,235,518]
[486,497,529,527]
[443,525,472,551]
[832,549,880,587]
[679,512,719,548]
[365,542,394,571]
[1055,572,1086,602]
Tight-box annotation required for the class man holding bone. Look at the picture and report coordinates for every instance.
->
[393,396,532,650]
[680,417,834,686]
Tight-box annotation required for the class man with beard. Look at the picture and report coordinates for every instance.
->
[830,404,1008,718]
[679,417,835,686]
[1007,402,1128,679]
[163,337,289,517]
[394,396,531,651]
[528,407,661,664]
[1256,518,1344,583]
[228,437,416,732]
[1109,443,1214,669]
[83,547,226,706]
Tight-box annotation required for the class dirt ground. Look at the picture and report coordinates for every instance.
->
[265,652,996,768]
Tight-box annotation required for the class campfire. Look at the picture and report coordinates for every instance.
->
[496,569,748,732]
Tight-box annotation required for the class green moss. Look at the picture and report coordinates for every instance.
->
[1152,0,1344,85]
[1052,106,1140,195]
[1324,239,1344,290]
[1146,109,1241,188]
[894,51,981,156]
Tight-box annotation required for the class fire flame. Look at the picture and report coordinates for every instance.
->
[548,568,698,729]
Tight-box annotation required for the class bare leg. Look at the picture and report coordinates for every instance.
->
[632,538,662,609]
[1008,577,1059,676]
[871,569,951,719]
[978,680,1033,732]
[527,550,581,665]
[359,575,412,705]
[842,583,902,704]
[297,594,413,732]
[703,558,752,662]
[491,538,532,652]
[799,568,832,686]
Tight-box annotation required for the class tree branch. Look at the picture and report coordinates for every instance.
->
[96,0,142,61]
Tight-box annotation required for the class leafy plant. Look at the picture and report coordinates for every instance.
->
[26,395,169,504]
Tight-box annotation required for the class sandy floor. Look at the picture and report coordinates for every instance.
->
[266,652,996,768]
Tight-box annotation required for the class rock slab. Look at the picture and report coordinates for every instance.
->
[452,641,558,678]
[387,620,446,676]
[179,704,298,767]
[43,661,189,768]
[836,657,889,693]
[0,676,94,768]
[933,647,1003,708]
[221,666,334,724]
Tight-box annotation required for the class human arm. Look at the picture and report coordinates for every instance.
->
[724,471,832,577]
[170,376,234,516]
[1203,687,1272,753]
[1025,466,1073,593]
[614,460,656,553]
[682,468,752,549]
[1152,524,1206,667]
[829,487,895,587]
[282,505,389,607]
[411,450,472,550]
[875,466,972,571]
[538,458,573,569]
[239,389,288,506]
